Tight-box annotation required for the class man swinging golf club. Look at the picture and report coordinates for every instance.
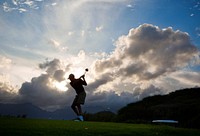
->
[68,68,88,121]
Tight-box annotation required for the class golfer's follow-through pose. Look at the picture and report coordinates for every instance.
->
[68,73,87,121]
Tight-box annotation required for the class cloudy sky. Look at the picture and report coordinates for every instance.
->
[0,0,200,112]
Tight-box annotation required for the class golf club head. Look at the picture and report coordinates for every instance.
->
[84,68,89,75]
[79,68,89,79]
[85,68,89,72]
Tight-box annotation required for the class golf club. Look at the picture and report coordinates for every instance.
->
[80,68,89,79]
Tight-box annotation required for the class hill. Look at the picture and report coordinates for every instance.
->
[84,111,116,122]
[117,88,200,128]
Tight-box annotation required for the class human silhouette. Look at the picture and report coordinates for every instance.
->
[68,73,87,121]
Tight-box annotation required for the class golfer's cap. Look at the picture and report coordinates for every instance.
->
[68,74,74,79]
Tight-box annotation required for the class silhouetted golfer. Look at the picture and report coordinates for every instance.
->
[68,74,87,121]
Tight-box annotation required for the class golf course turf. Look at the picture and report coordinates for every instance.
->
[1,118,200,136]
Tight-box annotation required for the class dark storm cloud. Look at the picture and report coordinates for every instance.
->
[94,57,122,73]
[0,82,18,103]
[53,70,65,82]
[85,90,136,112]
[39,58,61,75]
[87,72,114,92]
[18,74,68,110]
[17,58,70,110]
[85,84,163,112]
[39,58,66,82]
[132,85,164,100]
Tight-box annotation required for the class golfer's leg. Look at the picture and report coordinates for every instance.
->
[77,104,82,115]
[71,104,79,116]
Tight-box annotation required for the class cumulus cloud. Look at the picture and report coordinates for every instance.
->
[18,73,69,110]
[53,70,65,82]
[39,59,62,74]
[132,84,164,100]
[17,58,71,110]
[0,76,18,103]
[94,24,198,82]
[38,58,66,82]
[88,24,200,101]
[87,72,114,92]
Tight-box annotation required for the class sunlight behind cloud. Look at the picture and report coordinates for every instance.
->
[52,81,68,92]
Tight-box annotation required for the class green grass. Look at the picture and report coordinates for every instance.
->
[0,118,200,136]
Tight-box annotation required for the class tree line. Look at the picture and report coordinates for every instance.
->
[85,88,200,128]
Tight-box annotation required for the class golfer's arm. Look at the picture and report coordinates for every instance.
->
[82,78,87,86]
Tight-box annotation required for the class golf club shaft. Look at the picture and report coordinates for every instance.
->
[80,69,88,79]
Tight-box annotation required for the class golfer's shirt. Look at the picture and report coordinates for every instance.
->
[70,79,87,94]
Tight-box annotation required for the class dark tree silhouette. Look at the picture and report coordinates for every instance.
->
[117,88,200,128]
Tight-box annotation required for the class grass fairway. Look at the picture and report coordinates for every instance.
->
[0,118,200,136]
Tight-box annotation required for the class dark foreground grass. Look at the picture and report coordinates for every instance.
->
[0,118,200,136]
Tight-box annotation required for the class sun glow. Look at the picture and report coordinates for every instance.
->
[53,81,68,92]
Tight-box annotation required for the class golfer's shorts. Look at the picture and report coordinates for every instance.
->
[72,91,86,105]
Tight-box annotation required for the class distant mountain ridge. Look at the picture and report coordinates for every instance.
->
[0,103,74,120]
[0,103,117,120]
[117,87,200,128]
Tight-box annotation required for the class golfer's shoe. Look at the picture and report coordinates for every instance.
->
[73,117,81,121]
[74,119,80,121]
[78,116,84,121]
